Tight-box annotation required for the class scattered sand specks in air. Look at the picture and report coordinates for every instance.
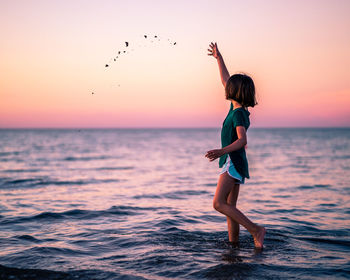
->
[94,34,177,94]
[104,34,177,68]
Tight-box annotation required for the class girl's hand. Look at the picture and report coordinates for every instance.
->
[205,148,224,161]
[208,42,220,59]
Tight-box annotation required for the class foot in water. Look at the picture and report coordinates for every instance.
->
[253,226,266,249]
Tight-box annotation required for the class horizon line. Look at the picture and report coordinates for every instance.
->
[0,126,349,130]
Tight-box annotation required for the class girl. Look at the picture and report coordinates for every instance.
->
[205,42,266,249]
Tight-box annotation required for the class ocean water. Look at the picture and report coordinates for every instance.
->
[0,128,349,280]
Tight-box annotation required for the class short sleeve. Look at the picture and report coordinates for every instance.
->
[232,110,246,128]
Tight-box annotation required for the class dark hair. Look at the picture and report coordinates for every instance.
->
[225,74,257,107]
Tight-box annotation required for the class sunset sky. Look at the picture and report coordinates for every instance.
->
[1,0,349,128]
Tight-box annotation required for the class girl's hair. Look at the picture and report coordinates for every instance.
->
[225,74,257,107]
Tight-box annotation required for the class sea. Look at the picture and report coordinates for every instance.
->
[0,128,349,280]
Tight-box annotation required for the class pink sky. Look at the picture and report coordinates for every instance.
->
[1,0,349,128]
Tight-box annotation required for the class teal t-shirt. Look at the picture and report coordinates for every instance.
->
[219,103,250,179]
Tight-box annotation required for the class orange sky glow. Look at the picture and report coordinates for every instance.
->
[1,0,349,128]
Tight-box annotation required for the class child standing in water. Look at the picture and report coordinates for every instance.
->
[205,42,266,249]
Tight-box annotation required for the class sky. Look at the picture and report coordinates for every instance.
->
[1,0,349,128]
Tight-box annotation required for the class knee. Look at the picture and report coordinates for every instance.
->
[214,199,238,212]
[213,200,224,212]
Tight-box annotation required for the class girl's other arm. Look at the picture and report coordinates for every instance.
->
[222,126,247,154]
[208,42,230,88]
[205,126,247,161]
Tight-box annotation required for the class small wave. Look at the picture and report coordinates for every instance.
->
[151,218,182,228]
[203,183,216,187]
[272,194,292,198]
[259,152,272,158]
[283,222,322,234]
[162,190,210,200]
[269,165,287,170]
[32,207,139,221]
[0,151,22,156]
[298,236,350,249]
[249,180,272,185]
[177,176,191,180]
[3,178,39,185]
[133,190,210,200]
[15,234,43,243]
[63,155,111,161]
[290,164,311,169]
[96,166,133,171]
[0,158,25,163]
[133,194,162,199]
[0,177,121,189]
[297,184,331,190]
[272,208,311,214]
[26,245,89,256]
[317,203,337,207]
[171,190,209,196]
[36,178,120,186]
[199,214,221,222]
[1,169,41,173]
[331,154,350,160]
[151,216,202,231]
[253,199,277,203]
[1,205,165,225]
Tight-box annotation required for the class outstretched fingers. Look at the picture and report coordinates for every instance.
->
[208,42,219,57]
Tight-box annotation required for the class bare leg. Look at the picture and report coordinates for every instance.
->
[226,183,240,243]
[213,172,266,248]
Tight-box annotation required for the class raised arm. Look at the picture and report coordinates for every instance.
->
[208,42,230,88]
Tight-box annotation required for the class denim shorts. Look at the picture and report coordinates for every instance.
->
[220,156,245,184]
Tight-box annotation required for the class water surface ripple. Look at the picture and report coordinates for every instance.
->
[0,128,349,279]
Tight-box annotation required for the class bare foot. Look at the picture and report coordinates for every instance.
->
[253,226,266,249]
